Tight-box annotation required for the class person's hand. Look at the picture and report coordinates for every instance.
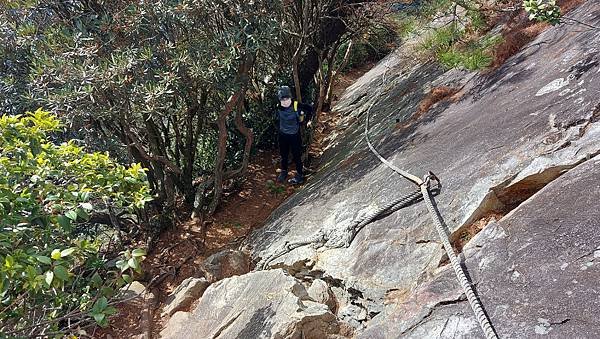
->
[306,120,313,128]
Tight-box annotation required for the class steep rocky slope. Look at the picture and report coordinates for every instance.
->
[161,2,600,338]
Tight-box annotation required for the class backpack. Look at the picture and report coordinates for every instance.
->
[294,101,313,123]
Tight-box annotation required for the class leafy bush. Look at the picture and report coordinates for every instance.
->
[523,0,561,25]
[391,14,418,39]
[343,24,399,71]
[421,23,464,54]
[422,21,502,71]
[266,179,285,196]
[0,110,151,336]
[0,1,281,215]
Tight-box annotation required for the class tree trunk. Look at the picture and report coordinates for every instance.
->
[231,102,254,177]
[292,41,304,102]
[314,50,328,123]
[208,54,255,215]
[325,40,353,110]
[182,104,198,204]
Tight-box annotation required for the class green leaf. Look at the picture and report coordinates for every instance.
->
[121,274,132,284]
[51,249,61,260]
[101,286,114,297]
[80,191,91,201]
[128,258,140,272]
[92,312,105,324]
[53,265,69,281]
[45,271,54,286]
[80,202,93,210]
[36,256,52,265]
[90,272,103,287]
[60,247,76,257]
[131,248,146,257]
[57,215,72,232]
[104,306,118,316]
[96,296,108,311]
[4,255,14,269]
[65,210,78,221]
[115,259,129,272]
[76,207,89,221]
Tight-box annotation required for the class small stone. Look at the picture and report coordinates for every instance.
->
[510,270,521,282]
[307,279,337,312]
[162,277,210,318]
[537,318,550,326]
[119,281,146,299]
[534,324,552,335]
[200,249,250,283]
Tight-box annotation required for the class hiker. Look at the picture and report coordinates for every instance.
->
[275,85,313,185]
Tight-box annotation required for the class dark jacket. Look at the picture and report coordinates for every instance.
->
[276,102,313,135]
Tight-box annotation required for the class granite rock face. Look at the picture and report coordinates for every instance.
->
[162,2,600,338]
[360,155,600,338]
[160,269,340,339]
[244,0,600,334]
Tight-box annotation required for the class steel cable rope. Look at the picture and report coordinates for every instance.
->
[255,188,423,270]
[364,61,498,339]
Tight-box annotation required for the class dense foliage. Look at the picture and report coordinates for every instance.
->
[0,110,150,335]
[1,0,283,214]
[0,0,387,219]
[524,0,561,25]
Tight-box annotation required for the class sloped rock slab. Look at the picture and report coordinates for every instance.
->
[160,269,340,339]
[246,0,600,325]
[360,154,600,338]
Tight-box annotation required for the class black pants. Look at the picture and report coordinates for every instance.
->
[279,132,303,177]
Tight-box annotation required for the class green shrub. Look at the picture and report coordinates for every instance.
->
[461,49,493,70]
[523,0,561,25]
[266,180,285,196]
[421,23,464,54]
[438,49,463,68]
[423,22,502,71]
[0,110,152,335]
[343,24,398,71]
[390,13,418,39]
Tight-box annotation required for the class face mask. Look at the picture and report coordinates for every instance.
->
[280,98,292,108]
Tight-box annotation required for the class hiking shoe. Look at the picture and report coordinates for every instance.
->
[288,175,304,185]
[276,171,288,183]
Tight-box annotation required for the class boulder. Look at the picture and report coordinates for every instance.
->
[199,249,250,283]
[161,277,210,318]
[119,281,145,297]
[160,269,341,339]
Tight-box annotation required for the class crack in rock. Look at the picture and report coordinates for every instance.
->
[451,143,600,255]
[402,295,468,336]
[255,188,428,270]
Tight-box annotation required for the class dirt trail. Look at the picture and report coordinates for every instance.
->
[96,67,372,338]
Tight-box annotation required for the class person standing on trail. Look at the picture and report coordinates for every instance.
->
[275,85,313,185]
